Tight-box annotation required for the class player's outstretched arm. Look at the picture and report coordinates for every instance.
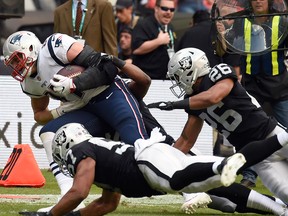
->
[50,158,95,215]
[147,98,190,110]
[82,190,121,215]
[31,96,53,125]
[122,63,151,100]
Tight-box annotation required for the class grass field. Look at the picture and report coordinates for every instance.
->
[0,169,273,216]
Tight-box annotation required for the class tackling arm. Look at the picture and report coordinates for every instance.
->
[50,44,119,95]
[69,44,118,92]
[147,78,234,110]
[185,78,234,109]
[173,115,204,154]
[31,96,53,125]
[49,157,96,216]
[81,190,121,215]
[123,63,151,100]
[50,42,118,95]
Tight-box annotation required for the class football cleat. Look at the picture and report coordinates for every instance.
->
[218,153,246,187]
[181,192,212,214]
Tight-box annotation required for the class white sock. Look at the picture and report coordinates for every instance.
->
[40,132,55,164]
[212,161,222,174]
[247,190,286,215]
[50,161,73,196]
[276,131,288,146]
[40,131,73,195]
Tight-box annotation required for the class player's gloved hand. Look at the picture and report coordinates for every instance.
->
[100,54,126,69]
[134,127,166,159]
[51,100,87,119]
[149,127,166,144]
[147,99,190,110]
[50,74,76,96]
[147,101,174,110]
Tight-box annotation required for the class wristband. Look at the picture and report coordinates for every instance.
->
[112,56,126,69]
[172,98,190,110]
[51,109,60,119]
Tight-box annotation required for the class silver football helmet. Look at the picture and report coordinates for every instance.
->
[52,123,92,170]
[167,48,211,98]
[3,31,41,82]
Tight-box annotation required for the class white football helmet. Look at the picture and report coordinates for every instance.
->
[52,123,92,169]
[167,48,211,98]
[3,31,41,82]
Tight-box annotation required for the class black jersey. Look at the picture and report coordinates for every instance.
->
[65,138,164,198]
[186,64,277,150]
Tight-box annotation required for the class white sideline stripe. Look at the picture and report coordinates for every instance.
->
[0,194,184,205]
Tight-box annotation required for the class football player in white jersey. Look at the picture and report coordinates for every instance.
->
[2,30,151,211]
[148,47,288,207]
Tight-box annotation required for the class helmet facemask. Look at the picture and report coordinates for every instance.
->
[168,67,197,98]
[52,123,92,176]
[52,142,71,177]
[4,51,36,82]
[3,31,41,82]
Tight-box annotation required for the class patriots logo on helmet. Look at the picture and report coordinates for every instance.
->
[55,36,63,48]
[9,34,23,46]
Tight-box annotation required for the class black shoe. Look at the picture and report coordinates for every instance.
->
[240,179,256,188]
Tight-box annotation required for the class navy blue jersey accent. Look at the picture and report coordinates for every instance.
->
[47,35,68,67]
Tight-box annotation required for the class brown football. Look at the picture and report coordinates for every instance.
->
[51,65,85,100]
[57,65,85,78]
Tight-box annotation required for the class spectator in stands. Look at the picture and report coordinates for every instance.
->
[118,27,133,64]
[115,0,140,44]
[176,10,240,73]
[132,0,177,79]
[54,0,117,56]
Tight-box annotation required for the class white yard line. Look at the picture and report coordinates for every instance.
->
[0,194,184,205]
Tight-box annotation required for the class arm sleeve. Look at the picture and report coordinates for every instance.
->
[71,45,117,91]
[72,45,101,67]
[73,62,117,91]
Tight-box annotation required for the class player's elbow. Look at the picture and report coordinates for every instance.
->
[73,189,90,201]
[97,193,121,214]
[207,94,223,105]
[106,200,119,213]
[34,114,49,125]
[143,75,151,89]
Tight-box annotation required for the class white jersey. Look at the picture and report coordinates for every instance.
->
[21,33,108,103]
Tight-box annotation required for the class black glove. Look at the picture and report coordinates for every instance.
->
[100,54,126,69]
[147,101,174,110]
[147,98,190,110]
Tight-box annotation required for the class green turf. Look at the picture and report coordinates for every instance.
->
[0,169,273,216]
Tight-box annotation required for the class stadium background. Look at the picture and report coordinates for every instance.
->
[0,76,213,169]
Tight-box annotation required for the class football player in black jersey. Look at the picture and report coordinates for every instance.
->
[148,47,288,206]
[44,123,287,216]
[42,123,288,216]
